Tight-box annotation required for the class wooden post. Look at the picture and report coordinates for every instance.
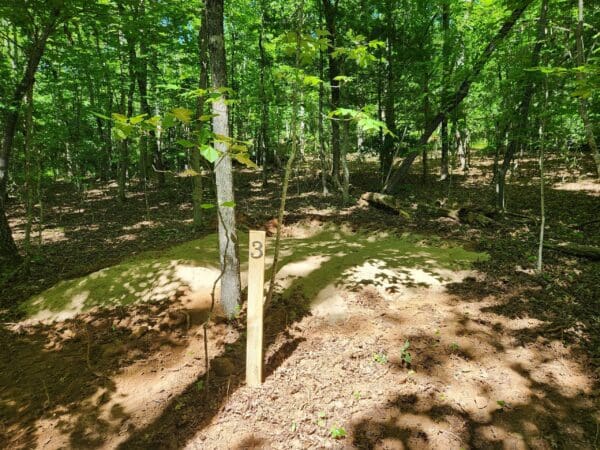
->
[246,230,266,386]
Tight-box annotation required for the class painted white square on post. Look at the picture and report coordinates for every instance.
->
[246,230,266,387]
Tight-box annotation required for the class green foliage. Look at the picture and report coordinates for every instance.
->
[400,340,412,365]
[373,352,388,364]
[329,425,347,439]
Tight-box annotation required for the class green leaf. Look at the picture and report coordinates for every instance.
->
[233,153,258,169]
[171,107,192,123]
[303,75,322,86]
[333,75,353,83]
[162,113,177,129]
[92,111,111,120]
[111,112,128,123]
[221,201,236,208]
[145,115,161,127]
[330,426,347,439]
[200,145,220,163]
[200,203,216,209]
[130,113,148,125]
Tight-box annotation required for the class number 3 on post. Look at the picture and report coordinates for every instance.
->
[246,230,266,387]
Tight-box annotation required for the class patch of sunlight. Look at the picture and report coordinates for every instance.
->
[275,255,331,291]
[20,233,236,322]
[21,224,487,323]
[553,179,600,196]
[311,284,348,322]
[273,225,488,304]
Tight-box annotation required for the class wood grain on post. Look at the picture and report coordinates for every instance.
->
[246,230,266,386]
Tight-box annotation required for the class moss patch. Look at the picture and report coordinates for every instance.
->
[20,226,487,320]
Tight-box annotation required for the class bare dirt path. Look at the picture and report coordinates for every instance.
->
[185,265,597,449]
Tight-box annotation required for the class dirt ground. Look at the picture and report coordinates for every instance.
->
[1,156,599,449]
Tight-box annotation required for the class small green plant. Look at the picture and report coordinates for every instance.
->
[450,342,460,352]
[373,352,388,364]
[353,391,362,400]
[400,340,412,365]
[195,380,204,392]
[330,425,347,439]
[317,411,327,427]
[290,421,298,432]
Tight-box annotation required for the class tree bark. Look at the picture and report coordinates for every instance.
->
[191,3,210,230]
[322,0,341,182]
[380,0,396,180]
[317,3,329,195]
[440,0,451,181]
[258,3,272,186]
[384,0,533,194]
[206,0,242,318]
[496,0,548,210]
[0,6,61,266]
[575,0,599,177]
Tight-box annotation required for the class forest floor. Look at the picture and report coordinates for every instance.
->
[1,155,599,449]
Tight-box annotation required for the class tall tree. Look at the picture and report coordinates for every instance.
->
[496,0,548,210]
[322,0,341,184]
[0,4,62,266]
[575,0,599,177]
[206,0,242,317]
[440,0,451,181]
[384,0,534,194]
[191,3,210,229]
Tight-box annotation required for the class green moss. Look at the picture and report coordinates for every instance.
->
[21,233,242,318]
[21,226,487,320]
[273,227,487,302]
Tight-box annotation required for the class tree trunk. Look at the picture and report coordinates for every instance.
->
[322,0,341,182]
[266,0,305,307]
[258,4,272,187]
[191,4,210,230]
[440,0,451,181]
[0,6,61,266]
[317,4,329,195]
[496,0,548,210]
[384,0,533,194]
[421,74,431,184]
[380,0,396,180]
[207,0,242,318]
[575,0,599,177]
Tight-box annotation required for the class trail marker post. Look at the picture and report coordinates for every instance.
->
[246,230,266,387]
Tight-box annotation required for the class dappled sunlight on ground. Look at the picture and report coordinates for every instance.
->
[553,178,600,196]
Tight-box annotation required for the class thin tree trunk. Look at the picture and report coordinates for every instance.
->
[317,4,329,195]
[23,85,34,273]
[380,0,396,180]
[0,6,61,265]
[384,0,533,194]
[192,4,210,230]
[207,0,241,318]
[258,4,272,187]
[421,74,431,184]
[575,0,599,177]
[266,0,305,307]
[537,115,546,272]
[440,0,450,181]
[322,0,341,182]
[496,0,548,210]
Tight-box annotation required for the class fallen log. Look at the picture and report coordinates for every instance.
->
[360,192,495,226]
[360,192,412,219]
[543,242,600,260]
